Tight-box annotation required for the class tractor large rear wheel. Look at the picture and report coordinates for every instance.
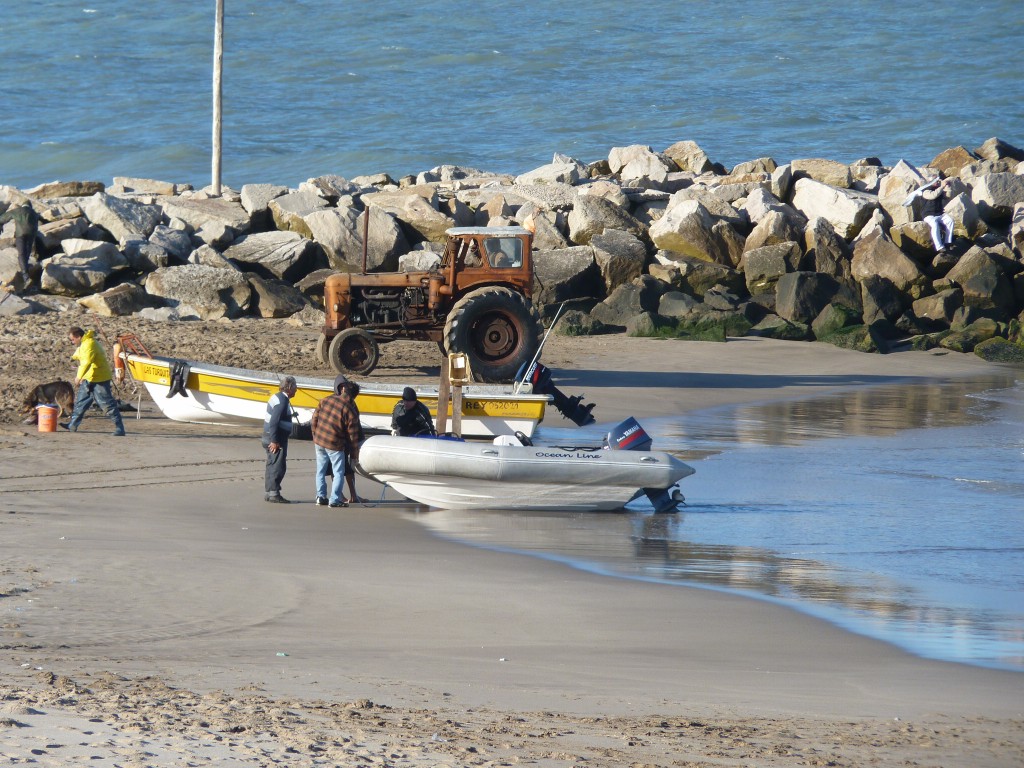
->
[328,328,380,376]
[444,287,541,383]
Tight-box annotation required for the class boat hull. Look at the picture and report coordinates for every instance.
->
[359,435,695,511]
[124,355,548,438]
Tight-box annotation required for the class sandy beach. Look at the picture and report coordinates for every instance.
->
[1,314,1022,767]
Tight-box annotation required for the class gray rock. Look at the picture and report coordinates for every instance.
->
[775,271,845,325]
[791,158,852,188]
[144,263,252,320]
[533,245,602,308]
[811,302,862,340]
[590,228,648,295]
[591,275,666,329]
[82,192,163,242]
[188,243,238,270]
[974,336,1024,364]
[741,241,802,295]
[0,290,35,316]
[567,195,646,246]
[860,274,907,325]
[746,313,810,340]
[662,140,713,174]
[149,224,194,261]
[223,231,325,282]
[970,173,1024,224]
[943,246,1016,317]
[850,228,927,293]
[360,187,454,243]
[247,274,311,318]
[123,238,173,272]
[743,210,805,253]
[912,288,963,326]
[26,180,105,198]
[658,290,701,318]
[516,154,586,186]
[804,216,852,280]
[791,178,878,239]
[38,216,90,251]
[650,252,745,298]
[112,177,179,195]
[160,195,252,237]
[77,283,152,317]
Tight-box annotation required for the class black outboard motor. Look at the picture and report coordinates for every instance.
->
[607,417,684,513]
[517,361,596,426]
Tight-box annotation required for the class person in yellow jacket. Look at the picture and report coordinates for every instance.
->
[62,326,126,436]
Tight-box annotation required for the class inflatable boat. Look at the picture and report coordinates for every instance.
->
[358,418,695,512]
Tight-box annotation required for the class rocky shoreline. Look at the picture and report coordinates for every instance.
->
[2,137,1024,363]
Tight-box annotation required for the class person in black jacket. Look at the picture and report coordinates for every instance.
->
[0,202,40,288]
[390,387,436,437]
[262,376,297,503]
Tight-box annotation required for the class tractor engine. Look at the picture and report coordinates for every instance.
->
[351,286,428,327]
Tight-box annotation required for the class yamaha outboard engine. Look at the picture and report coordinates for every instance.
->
[607,417,684,513]
[517,361,596,426]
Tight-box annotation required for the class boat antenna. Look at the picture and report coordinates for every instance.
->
[514,300,566,394]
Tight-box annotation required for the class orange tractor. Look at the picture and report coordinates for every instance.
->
[316,226,542,383]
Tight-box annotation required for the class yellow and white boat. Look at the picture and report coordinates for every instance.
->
[123,353,549,438]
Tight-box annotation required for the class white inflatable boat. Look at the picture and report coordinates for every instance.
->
[358,418,695,512]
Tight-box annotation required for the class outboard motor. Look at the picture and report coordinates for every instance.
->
[608,417,684,513]
[517,361,596,426]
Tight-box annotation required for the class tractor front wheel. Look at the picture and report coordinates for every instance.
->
[328,328,380,376]
[444,288,541,383]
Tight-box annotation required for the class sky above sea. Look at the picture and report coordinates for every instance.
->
[1,1,1022,189]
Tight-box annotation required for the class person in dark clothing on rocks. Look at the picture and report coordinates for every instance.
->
[262,376,297,503]
[920,178,955,254]
[391,386,436,437]
[0,202,40,288]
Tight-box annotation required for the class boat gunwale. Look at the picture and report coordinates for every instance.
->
[125,354,550,403]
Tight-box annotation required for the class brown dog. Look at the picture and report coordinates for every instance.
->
[21,380,76,424]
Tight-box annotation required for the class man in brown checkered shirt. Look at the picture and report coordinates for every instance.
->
[311,375,362,507]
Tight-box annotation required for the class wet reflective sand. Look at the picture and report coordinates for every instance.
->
[413,374,1024,671]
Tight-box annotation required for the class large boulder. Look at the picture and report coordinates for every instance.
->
[567,194,645,245]
[791,178,878,239]
[39,239,131,296]
[662,140,714,174]
[222,231,325,282]
[741,241,802,295]
[37,216,90,251]
[144,263,252,319]
[791,158,852,188]
[775,271,849,325]
[532,246,602,308]
[590,229,647,295]
[247,274,310,318]
[268,189,329,238]
[360,187,455,243]
[159,195,251,238]
[804,216,852,281]
[82,192,162,242]
[742,209,805,253]
[77,283,152,317]
[650,252,745,298]
[515,153,586,186]
[850,228,927,293]
[912,287,963,326]
[590,275,666,329]
[649,199,740,265]
[969,173,1024,224]
[942,246,1016,317]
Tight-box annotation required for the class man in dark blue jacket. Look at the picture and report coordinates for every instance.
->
[262,376,297,503]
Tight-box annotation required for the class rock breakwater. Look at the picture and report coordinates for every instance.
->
[3,137,1024,364]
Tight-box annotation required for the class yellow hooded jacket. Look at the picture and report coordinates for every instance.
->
[72,330,113,383]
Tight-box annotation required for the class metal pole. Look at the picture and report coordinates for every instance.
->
[212,0,224,195]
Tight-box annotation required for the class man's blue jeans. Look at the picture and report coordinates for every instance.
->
[68,379,125,435]
[314,444,346,504]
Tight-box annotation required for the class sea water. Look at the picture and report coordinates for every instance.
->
[416,375,1024,672]
[1,1,1022,189]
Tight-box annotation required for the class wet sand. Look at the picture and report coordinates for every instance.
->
[2,326,1022,767]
